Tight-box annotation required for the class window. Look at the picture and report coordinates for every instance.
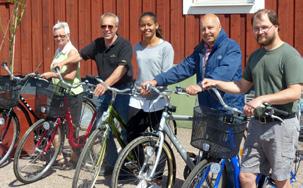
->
[183,0,264,14]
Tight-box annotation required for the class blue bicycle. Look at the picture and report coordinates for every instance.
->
[182,88,303,188]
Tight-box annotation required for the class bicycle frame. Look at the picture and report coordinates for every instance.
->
[0,86,40,150]
[1,83,41,127]
[1,95,36,128]
[202,153,301,188]
[50,97,97,149]
[143,102,196,179]
[16,95,40,124]
[97,104,127,148]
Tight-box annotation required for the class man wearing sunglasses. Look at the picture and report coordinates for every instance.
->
[57,12,133,176]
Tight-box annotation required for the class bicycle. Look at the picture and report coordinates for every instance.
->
[0,62,51,166]
[111,85,201,188]
[13,68,97,184]
[72,79,146,188]
[182,88,303,188]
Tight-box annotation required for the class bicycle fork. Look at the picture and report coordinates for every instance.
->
[32,119,59,162]
[138,131,165,182]
[0,112,10,144]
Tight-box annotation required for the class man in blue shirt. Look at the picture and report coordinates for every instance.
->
[143,13,244,111]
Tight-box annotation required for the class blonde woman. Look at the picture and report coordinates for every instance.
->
[41,21,82,166]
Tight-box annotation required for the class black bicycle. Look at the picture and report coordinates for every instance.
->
[0,62,43,166]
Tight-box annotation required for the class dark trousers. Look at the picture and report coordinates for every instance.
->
[126,107,165,179]
[126,107,163,142]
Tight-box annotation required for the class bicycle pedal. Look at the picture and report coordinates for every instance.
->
[187,151,196,158]
[124,161,138,171]
[210,163,221,174]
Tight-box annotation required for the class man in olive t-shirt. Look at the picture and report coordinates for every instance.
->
[244,42,303,114]
[202,9,303,188]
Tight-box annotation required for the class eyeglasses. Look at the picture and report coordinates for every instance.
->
[253,25,274,33]
[101,25,114,29]
[53,34,66,39]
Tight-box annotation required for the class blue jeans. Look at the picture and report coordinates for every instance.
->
[94,89,130,168]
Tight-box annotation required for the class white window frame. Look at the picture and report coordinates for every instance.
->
[183,0,264,14]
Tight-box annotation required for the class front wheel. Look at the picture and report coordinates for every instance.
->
[0,111,19,166]
[111,135,176,188]
[13,119,64,183]
[182,160,225,188]
[72,127,108,188]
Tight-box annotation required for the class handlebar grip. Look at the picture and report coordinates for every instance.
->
[2,62,13,76]
[54,66,60,73]
[175,86,186,93]
[262,103,289,116]
[1,62,7,68]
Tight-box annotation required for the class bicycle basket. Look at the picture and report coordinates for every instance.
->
[35,82,78,119]
[0,76,22,109]
[190,106,247,159]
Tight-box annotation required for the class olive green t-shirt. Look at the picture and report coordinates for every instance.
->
[243,43,303,113]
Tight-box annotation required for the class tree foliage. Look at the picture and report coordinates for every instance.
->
[0,0,26,72]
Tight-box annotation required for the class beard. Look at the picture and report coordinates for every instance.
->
[256,33,276,46]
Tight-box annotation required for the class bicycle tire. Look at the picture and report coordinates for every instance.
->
[72,127,108,188]
[111,135,176,188]
[13,119,64,183]
[79,98,96,131]
[182,160,225,188]
[0,110,19,166]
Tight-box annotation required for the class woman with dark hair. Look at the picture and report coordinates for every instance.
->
[126,12,174,141]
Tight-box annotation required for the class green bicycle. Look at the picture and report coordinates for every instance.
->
[72,78,136,188]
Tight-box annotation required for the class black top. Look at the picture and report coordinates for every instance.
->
[80,36,133,87]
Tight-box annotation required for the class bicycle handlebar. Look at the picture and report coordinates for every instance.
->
[146,84,189,96]
[95,77,132,94]
[145,85,242,115]
[209,87,243,114]
[145,84,190,111]
[53,66,96,90]
[209,87,290,122]
[53,67,133,96]
[2,62,47,84]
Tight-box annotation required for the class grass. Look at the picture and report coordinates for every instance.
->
[169,75,197,129]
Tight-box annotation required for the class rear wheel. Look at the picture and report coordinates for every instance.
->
[79,98,96,131]
[72,99,97,147]
[112,135,176,188]
[72,127,108,188]
[0,111,19,166]
[182,160,225,188]
[13,119,64,183]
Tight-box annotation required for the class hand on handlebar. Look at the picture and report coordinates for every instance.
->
[140,80,157,96]
[41,72,57,79]
[185,84,203,95]
[54,61,65,71]
[244,97,264,117]
[94,83,108,96]
[201,78,218,90]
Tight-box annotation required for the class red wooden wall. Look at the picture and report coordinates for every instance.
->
[0,0,303,77]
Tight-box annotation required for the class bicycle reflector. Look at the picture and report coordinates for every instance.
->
[0,116,4,126]
[40,106,47,114]
[42,121,50,130]
[202,143,210,152]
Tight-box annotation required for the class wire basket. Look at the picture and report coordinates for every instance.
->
[35,81,79,119]
[191,106,247,159]
[0,76,22,109]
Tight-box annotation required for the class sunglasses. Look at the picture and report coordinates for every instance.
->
[53,34,66,39]
[101,25,114,29]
